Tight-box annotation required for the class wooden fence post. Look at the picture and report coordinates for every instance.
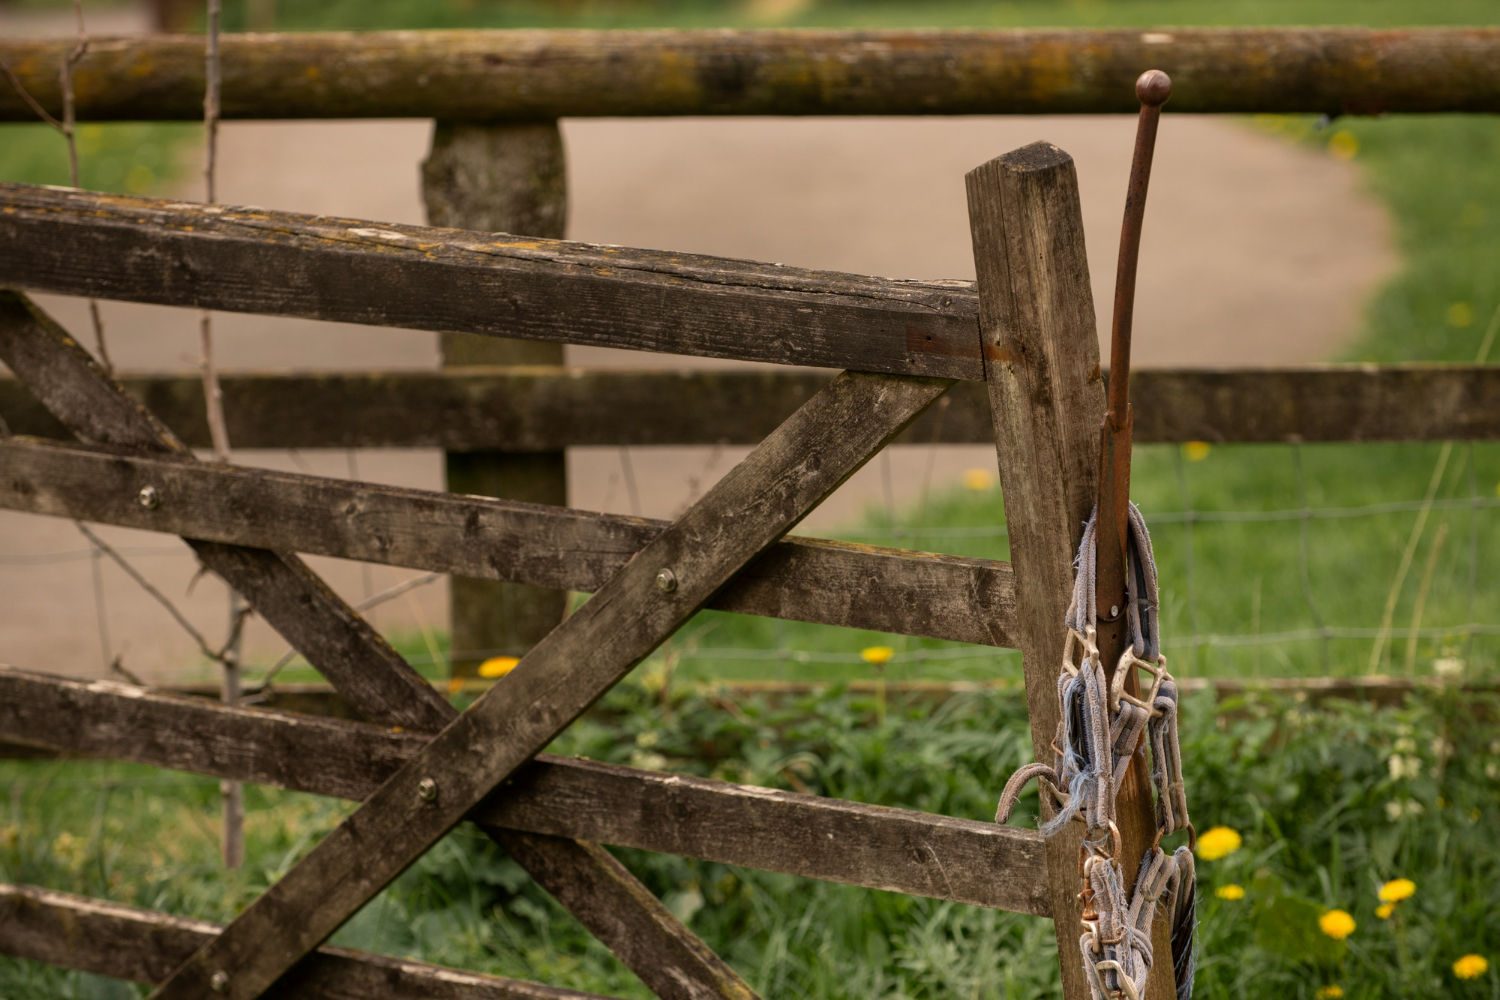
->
[422,121,569,678]
[967,141,1174,1000]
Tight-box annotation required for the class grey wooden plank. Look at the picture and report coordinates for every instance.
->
[0,666,1051,915]
[1,28,1497,121]
[0,435,1018,648]
[0,883,621,1000]
[146,371,950,1000]
[0,185,982,379]
[967,141,1170,1000]
[0,291,453,732]
[8,365,1500,450]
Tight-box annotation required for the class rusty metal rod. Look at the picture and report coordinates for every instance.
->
[1095,69,1171,629]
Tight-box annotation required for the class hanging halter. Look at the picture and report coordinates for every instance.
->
[996,505,1197,1000]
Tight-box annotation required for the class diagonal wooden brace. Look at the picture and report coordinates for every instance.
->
[0,291,450,730]
[0,290,758,1000]
[146,367,952,1000]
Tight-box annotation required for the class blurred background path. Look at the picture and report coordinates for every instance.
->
[0,2,1395,680]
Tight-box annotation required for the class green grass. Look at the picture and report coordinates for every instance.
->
[4,682,1499,999]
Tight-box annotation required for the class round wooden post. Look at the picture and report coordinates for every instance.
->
[422,122,569,679]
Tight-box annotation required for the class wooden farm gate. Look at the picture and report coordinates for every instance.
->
[1,25,1499,1000]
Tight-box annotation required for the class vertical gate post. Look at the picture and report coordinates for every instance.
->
[967,141,1174,1000]
[422,122,569,679]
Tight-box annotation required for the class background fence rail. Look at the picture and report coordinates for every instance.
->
[3,28,1499,122]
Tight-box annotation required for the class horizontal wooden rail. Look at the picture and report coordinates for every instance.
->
[0,436,1018,647]
[0,184,982,379]
[1,29,1497,122]
[4,364,1498,449]
[0,883,620,1000]
[0,668,1053,916]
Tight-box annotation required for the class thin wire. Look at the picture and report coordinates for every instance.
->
[1172,446,1201,670]
[1465,444,1481,659]
[1292,443,1331,671]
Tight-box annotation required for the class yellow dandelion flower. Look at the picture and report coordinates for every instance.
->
[1183,441,1211,462]
[860,646,895,665]
[1316,986,1344,999]
[1196,826,1242,861]
[1448,302,1475,328]
[1319,909,1356,940]
[1328,130,1359,161]
[478,655,521,678]
[1378,878,1416,903]
[962,468,994,491]
[1375,903,1395,919]
[1454,955,1489,980]
[1215,884,1246,901]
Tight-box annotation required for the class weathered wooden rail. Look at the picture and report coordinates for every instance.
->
[6,364,1500,448]
[2,27,1499,121]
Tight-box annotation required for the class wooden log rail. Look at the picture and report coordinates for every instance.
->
[1,28,1498,122]
[0,434,1018,648]
[5,364,1500,449]
[0,184,982,379]
[0,667,1052,915]
[0,884,621,1000]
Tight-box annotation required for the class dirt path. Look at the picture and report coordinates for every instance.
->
[1,9,1395,680]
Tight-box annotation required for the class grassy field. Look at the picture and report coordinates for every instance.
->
[3,1,1500,998]
[4,682,1497,999]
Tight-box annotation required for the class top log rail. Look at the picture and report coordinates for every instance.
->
[1,29,1499,121]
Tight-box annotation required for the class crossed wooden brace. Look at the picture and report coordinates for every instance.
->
[0,290,951,1000]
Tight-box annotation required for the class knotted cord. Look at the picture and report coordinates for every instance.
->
[996,504,1196,1000]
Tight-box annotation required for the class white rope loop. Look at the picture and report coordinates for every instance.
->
[995,504,1196,1000]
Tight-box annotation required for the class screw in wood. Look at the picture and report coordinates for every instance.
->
[417,777,438,802]
[209,971,230,994]
[137,484,160,509]
[655,568,677,593]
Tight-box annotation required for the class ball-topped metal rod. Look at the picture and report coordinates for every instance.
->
[1095,69,1171,630]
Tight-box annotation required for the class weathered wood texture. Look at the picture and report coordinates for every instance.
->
[0,667,1051,915]
[0,184,981,379]
[4,364,1499,449]
[147,372,948,1000]
[0,291,754,1000]
[0,883,621,1000]
[0,291,453,732]
[426,121,571,678]
[0,435,1017,648]
[2,29,1498,121]
[967,142,1169,1000]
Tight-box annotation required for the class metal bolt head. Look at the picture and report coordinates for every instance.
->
[1110,605,1120,618]
[417,777,438,802]
[137,484,160,510]
[209,971,230,994]
[655,568,677,594]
